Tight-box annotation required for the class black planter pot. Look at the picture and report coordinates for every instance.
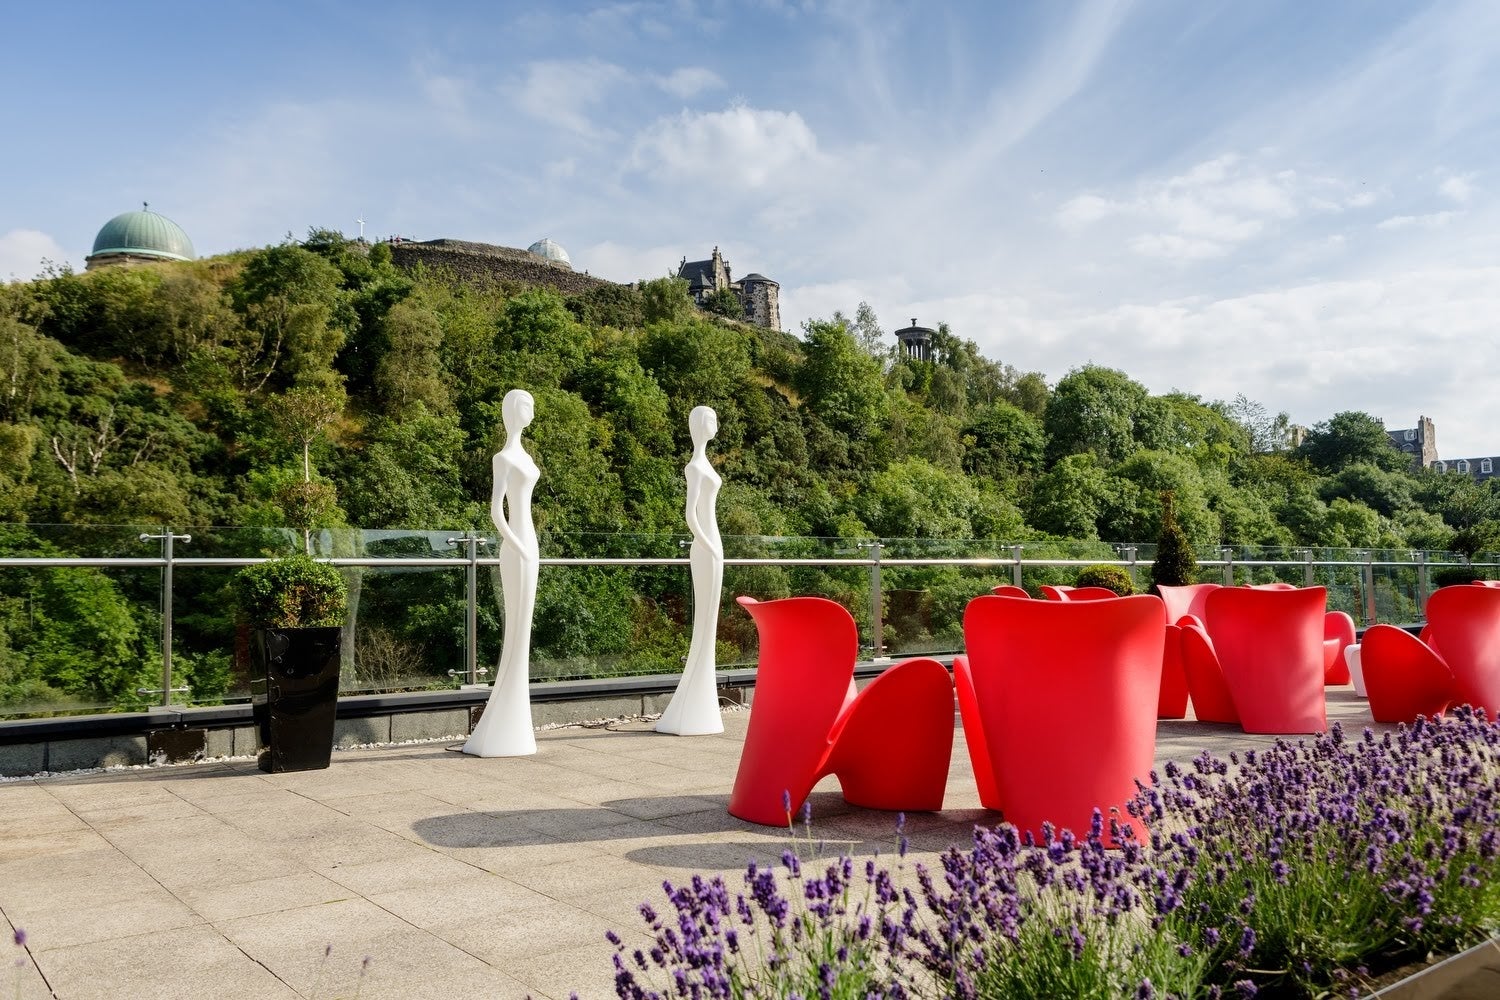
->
[249,626,342,773]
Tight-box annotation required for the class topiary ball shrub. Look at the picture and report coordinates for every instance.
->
[233,555,348,629]
[1075,564,1134,596]
[1432,566,1484,588]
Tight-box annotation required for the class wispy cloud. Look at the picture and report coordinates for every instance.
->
[629,103,826,189]
[653,66,725,99]
[1057,154,1356,261]
[1376,211,1459,230]
[1438,172,1476,202]
[509,59,631,137]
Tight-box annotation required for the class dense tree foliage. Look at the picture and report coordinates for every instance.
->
[2,229,1496,711]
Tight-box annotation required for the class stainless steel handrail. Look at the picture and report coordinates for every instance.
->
[2,534,1488,710]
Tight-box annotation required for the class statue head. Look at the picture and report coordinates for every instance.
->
[689,405,718,448]
[502,389,535,436]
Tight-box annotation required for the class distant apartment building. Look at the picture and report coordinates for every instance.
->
[1387,415,1500,482]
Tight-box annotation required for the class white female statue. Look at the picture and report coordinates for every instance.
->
[657,405,725,735]
[464,389,540,757]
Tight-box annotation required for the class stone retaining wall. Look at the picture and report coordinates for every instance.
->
[389,240,615,296]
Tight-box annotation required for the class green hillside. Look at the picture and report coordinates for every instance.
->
[1,229,1496,713]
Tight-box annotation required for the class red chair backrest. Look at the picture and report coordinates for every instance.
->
[1472,580,1500,589]
[1204,586,1327,732]
[1157,583,1220,623]
[991,584,1030,599]
[1039,585,1073,601]
[1246,582,1298,590]
[1067,586,1122,601]
[962,594,1165,842]
[1425,585,1500,716]
[734,597,858,782]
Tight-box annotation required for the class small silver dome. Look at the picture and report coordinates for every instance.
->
[527,238,572,269]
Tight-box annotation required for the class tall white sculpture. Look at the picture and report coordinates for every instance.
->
[464,389,540,757]
[657,405,725,735]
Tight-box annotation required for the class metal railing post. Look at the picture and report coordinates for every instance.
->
[447,533,490,685]
[1123,545,1137,589]
[1301,548,1314,588]
[1363,552,1378,626]
[859,541,884,658]
[138,529,191,708]
[1221,547,1234,587]
[1010,545,1024,588]
[1416,550,1429,615]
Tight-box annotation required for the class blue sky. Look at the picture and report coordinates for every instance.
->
[5,0,1500,455]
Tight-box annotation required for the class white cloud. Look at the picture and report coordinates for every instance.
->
[910,266,1500,457]
[1439,173,1476,202]
[0,229,67,280]
[629,104,825,188]
[1057,193,1116,228]
[654,66,725,99]
[1376,211,1458,230]
[1128,233,1232,261]
[510,59,631,136]
[1056,153,1329,260]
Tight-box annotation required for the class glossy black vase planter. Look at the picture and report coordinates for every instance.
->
[249,626,342,773]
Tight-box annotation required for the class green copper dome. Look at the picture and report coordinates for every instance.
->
[89,208,195,263]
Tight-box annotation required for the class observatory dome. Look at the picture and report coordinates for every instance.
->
[527,238,572,269]
[87,207,195,269]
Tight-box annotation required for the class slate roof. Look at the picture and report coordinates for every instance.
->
[679,258,717,289]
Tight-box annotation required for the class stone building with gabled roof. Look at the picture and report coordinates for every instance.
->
[677,247,781,330]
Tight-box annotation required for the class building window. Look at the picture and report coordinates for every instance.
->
[1435,461,1447,473]
[1458,460,1471,474]
[1405,429,1417,441]
[1483,459,1494,474]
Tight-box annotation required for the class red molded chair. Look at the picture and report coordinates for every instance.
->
[1425,585,1500,717]
[991,584,1030,598]
[728,597,954,826]
[1358,624,1454,723]
[1041,585,1119,601]
[1471,580,1500,589]
[1178,618,1239,723]
[1203,586,1328,733]
[1158,622,1190,719]
[1323,611,1357,685]
[955,594,1165,844]
[1157,583,1220,624]
[1246,582,1299,590]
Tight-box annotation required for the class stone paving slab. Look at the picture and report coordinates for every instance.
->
[0,691,1391,1000]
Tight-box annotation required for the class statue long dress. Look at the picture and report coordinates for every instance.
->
[657,406,725,736]
[464,390,540,757]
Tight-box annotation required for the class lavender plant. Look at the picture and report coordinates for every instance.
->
[607,799,908,999]
[897,812,1208,999]
[1132,713,1500,997]
[596,715,1500,1000]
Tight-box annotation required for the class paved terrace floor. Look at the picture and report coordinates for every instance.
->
[1,691,1393,1000]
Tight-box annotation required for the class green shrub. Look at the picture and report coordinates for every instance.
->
[233,555,348,629]
[1075,564,1134,595]
[1432,566,1483,588]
